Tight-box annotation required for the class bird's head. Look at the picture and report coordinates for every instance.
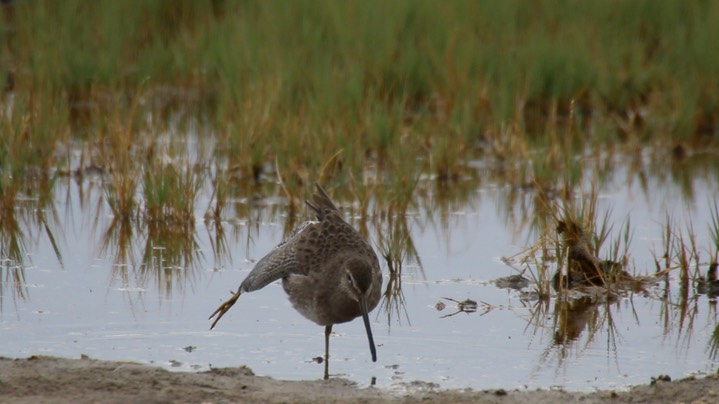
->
[340,256,378,362]
[341,257,375,301]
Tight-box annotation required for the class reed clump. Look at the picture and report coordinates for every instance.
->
[142,160,201,231]
[507,184,640,299]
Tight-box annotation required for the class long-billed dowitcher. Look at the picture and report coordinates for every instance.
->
[209,183,382,379]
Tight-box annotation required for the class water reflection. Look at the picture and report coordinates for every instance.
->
[552,296,620,349]
[709,323,719,361]
[438,297,481,318]
[138,223,202,297]
[3,144,717,302]
[0,180,63,306]
[0,202,25,267]
[376,210,422,327]
[529,296,623,373]
[203,217,232,271]
[100,217,136,269]
[0,258,26,309]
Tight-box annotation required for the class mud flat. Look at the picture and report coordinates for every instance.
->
[0,356,716,403]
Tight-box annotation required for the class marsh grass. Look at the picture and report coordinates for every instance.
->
[4,1,719,196]
[3,1,719,304]
[204,165,228,223]
[654,215,708,282]
[142,160,201,230]
[649,212,719,361]
[646,213,719,355]
[2,1,719,231]
[103,172,139,223]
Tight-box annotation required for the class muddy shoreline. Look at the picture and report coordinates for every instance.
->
[0,355,716,403]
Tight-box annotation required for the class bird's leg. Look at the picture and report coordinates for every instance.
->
[323,325,332,380]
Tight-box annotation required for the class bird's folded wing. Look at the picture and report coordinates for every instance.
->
[239,240,303,292]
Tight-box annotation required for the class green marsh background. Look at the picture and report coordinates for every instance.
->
[3,0,718,201]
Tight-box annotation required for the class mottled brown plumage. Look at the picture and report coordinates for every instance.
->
[553,220,635,291]
[209,183,382,379]
[554,220,605,289]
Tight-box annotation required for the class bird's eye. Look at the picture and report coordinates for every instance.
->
[346,274,353,284]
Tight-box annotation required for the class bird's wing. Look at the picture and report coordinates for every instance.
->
[238,221,316,292]
[242,183,340,292]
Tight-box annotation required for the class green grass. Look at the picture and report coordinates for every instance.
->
[142,160,201,229]
[3,0,719,276]
[6,2,719,176]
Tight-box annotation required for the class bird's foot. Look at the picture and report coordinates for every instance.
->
[208,289,242,329]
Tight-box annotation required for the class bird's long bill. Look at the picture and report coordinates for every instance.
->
[359,296,377,362]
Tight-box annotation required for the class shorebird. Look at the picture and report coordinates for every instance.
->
[209,183,382,379]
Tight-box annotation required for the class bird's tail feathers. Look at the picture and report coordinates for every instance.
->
[306,183,339,220]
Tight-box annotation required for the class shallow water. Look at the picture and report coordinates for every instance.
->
[1,162,718,392]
